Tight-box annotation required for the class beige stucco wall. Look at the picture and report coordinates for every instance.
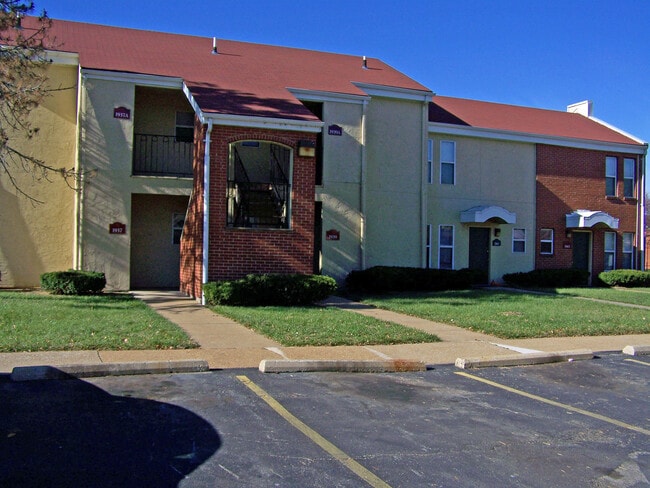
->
[0,64,78,287]
[78,76,192,290]
[364,97,426,268]
[427,134,536,281]
[316,100,364,281]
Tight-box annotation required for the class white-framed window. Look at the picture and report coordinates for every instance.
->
[604,231,616,271]
[512,228,526,253]
[426,224,433,268]
[605,156,617,196]
[175,111,195,143]
[440,140,455,185]
[624,158,635,198]
[438,225,454,269]
[172,213,185,245]
[622,232,634,269]
[540,228,553,255]
[427,139,434,184]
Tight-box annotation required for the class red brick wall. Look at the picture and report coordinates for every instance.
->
[536,144,639,275]
[180,124,316,298]
[180,120,206,298]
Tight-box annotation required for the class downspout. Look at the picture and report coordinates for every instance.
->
[201,119,213,305]
[420,99,429,268]
[73,67,85,271]
[359,100,368,270]
[638,153,646,269]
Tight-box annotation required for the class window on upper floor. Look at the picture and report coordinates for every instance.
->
[604,231,616,271]
[622,232,634,269]
[605,156,617,197]
[427,139,434,184]
[175,112,195,143]
[624,158,636,198]
[540,228,553,255]
[440,141,455,185]
[438,225,454,269]
[512,228,526,253]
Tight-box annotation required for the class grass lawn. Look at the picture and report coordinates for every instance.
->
[551,287,650,307]
[211,305,440,346]
[0,291,198,352]
[360,289,650,339]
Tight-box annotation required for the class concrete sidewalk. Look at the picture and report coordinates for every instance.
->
[1,290,649,376]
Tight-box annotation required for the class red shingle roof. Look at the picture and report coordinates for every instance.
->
[29,17,430,121]
[430,95,643,146]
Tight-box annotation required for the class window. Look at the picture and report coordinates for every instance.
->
[227,141,292,229]
[175,112,194,143]
[427,139,433,184]
[622,232,634,269]
[438,225,454,269]
[624,158,635,198]
[512,228,526,253]
[605,156,617,196]
[172,213,185,245]
[440,141,455,185]
[604,232,616,271]
[540,228,553,255]
[426,224,433,268]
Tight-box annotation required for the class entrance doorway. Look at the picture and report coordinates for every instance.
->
[572,231,591,272]
[469,227,490,283]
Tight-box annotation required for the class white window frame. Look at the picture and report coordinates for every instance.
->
[425,224,433,268]
[623,158,635,198]
[427,139,434,184]
[438,225,454,269]
[540,228,554,255]
[175,111,195,143]
[622,232,634,269]
[605,156,617,197]
[512,228,526,253]
[604,231,616,271]
[440,140,456,185]
[172,212,185,245]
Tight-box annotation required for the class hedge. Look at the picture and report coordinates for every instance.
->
[598,270,650,287]
[345,266,479,293]
[502,268,589,288]
[203,273,338,306]
[40,270,106,295]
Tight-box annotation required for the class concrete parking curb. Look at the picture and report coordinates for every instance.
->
[10,360,210,381]
[454,349,594,369]
[622,345,650,356]
[259,359,427,374]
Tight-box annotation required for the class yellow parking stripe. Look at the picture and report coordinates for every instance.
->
[236,375,392,488]
[455,371,650,436]
[624,358,650,367]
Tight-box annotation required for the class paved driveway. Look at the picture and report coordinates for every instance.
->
[1,353,648,487]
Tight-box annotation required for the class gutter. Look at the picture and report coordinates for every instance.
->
[360,99,368,270]
[201,119,213,305]
[73,66,84,270]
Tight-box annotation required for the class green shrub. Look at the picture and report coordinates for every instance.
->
[40,270,106,295]
[345,266,476,293]
[502,268,589,288]
[598,270,650,287]
[203,273,338,306]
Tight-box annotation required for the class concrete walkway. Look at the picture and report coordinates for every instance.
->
[1,290,649,374]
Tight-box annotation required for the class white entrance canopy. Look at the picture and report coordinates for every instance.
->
[565,209,619,229]
[460,205,516,224]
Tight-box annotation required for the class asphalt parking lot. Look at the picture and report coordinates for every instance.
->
[1,353,648,487]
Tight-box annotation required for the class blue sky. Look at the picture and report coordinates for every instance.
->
[43,1,649,167]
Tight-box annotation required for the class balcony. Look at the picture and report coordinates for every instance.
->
[132,133,193,177]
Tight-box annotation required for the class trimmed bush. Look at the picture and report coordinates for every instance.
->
[598,270,650,287]
[203,273,338,306]
[502,268,589,288]
[40,270,106,295]
[345,266,477,293]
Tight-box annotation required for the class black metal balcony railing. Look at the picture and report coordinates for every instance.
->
[133,133,193,177]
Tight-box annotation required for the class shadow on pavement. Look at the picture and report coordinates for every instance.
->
[0,371,220,487]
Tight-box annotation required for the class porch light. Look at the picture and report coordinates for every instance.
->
[298,140,316,157]
[566,230,572,238]
[494,228,500,237]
